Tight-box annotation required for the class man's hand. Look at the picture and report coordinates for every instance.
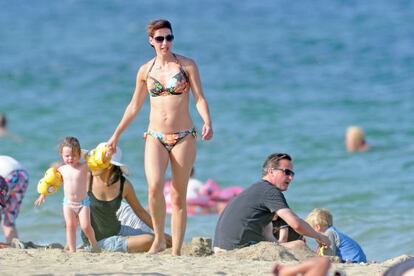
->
[316,233,331,248]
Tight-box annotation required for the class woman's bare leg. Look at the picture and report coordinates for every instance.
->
[170,135,196,256]
[127,234,155,253]
[145,136,170,254]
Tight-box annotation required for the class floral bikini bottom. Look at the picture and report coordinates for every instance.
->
[144,127,197,152]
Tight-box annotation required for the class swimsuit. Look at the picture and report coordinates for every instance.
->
[63,196,91,215]
[145,54,195,151]
[144,127,197,152]
[146,54,190,97]
[81,175,124,242]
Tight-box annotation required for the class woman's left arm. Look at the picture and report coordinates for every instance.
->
[123,180,154,229]
[186,58,213,141]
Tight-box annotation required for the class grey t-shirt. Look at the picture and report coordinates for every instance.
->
[214,180,289,250]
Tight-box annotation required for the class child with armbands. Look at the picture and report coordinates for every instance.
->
[306,208,367,263]
[34,137,110,253]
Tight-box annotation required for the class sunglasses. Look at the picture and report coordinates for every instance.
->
[153,34,174,43]
[272,168,295,177]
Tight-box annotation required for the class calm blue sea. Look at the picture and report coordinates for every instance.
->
[1,0,413,261]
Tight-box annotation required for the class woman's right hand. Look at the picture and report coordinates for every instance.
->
[106,136,118,157]
[201,122,213,141]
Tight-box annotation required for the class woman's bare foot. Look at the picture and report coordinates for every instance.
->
[172,248,181,256]
[148,240,166,254]
[65,247,76,253]
[91,244,101,253]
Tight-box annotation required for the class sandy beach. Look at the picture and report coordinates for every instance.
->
[0,239,410,276]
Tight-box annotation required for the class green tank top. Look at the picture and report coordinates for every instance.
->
[81,174,125,243]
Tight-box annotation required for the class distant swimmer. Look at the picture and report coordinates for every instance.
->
[0,112,21,141]
[0,113,7,137]
[345,126,369,152]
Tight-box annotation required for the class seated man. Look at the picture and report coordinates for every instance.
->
[213,153,330,252]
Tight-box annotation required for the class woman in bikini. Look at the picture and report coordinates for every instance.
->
[107,19,213,255]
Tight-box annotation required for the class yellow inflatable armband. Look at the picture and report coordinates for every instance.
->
[85,143,111,171]
[85,149,100,171]
[43,167,63,186]
[94,143,110,167]
[37,178,60,195]
[37,167,63,196]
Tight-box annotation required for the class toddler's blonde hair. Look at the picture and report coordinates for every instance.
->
[306,208,333,228]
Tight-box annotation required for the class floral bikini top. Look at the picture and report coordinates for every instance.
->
[146,54,190,97]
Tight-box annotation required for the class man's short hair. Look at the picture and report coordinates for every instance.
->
[262,153,292,177]
[306,208,333,228]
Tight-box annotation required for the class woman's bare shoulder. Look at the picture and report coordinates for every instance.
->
[137,58,156,76]
[175,54,197,74]
[175,54,195,66]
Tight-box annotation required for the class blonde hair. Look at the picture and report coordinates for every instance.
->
[306,208,333,228]
[345,126,366,152]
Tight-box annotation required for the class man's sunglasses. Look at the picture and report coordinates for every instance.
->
[153,34,174,43]
[272,168,295,177]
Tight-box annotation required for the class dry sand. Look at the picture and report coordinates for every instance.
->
[0,238,411,276]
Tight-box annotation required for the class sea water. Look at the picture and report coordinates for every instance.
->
[1,0,413,261]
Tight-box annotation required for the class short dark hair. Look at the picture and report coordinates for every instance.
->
[147,19,173,37]
[262,153,292,176]
[0,113,7,128]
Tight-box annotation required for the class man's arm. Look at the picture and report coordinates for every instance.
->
[276,208,331,247]
[278,226,289,243]
[263,222,277,242]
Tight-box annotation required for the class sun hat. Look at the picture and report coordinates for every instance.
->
[99,142,129,173]
[109,146,126,167]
